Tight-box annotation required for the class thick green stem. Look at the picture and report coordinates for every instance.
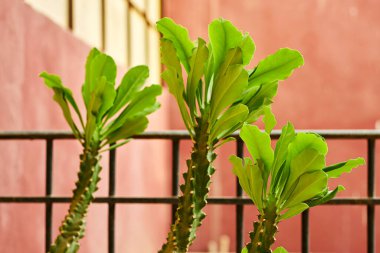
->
[49,146,102,253]
[247,198,279,253]
[160,117,216,253]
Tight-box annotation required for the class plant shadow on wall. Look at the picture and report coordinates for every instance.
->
[40,16,365,253]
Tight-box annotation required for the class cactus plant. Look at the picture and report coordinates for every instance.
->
[157,17,303,252]
[40,48,161,253]
[230,123,365,253]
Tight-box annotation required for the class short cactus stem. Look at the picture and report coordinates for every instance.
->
[49,145,102,253]
[247,197,279,253]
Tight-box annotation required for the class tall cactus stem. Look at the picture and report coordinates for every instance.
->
[246,197,279,253]
[160,116,216,253]
[49,145,102,253]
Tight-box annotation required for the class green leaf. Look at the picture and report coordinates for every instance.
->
[186,38,209,115]
[272,123,296,179]
[284,170,328,208]
[106,116,148,144]
[323,158,365,178]
[40,72,82,123]
[157,17,194,72]
[240,34,255,65]
[40,72,82,137]
[286,148,326,193]
[103,85,161,137]
[273,247,289,253]
[280,203,309,221]
[241,247,248,253]
[210,104,249,141]
[270,123,296,196]
[82,50,117,108]
[305,185,345,207]
[287,133,328,159]
[249,48,304,87]
[263,106,276,134]
[243,81,278,113]
[161,39,193,133]
[240,124,274,172]
[230,156,264,210]
[209,19,253,71]
[108,65,149,117]
[210,48,248,121]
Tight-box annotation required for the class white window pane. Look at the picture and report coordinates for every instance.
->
[130,9,147,66]
[73,0,102,48]
[105,0,127,66]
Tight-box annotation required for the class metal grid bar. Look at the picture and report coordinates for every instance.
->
[45,139,53,252]
[236,138,244,252]
[0,130,378,253]
[368,139,376,253]
[171,139,180,223]
[108,148,116,253]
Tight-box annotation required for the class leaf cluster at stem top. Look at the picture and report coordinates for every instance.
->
[41,48,162,151]
[157,17,304,145]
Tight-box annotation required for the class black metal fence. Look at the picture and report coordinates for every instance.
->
[0,130,378,253]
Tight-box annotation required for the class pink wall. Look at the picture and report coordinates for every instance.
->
[163,0,380,252]
[0,0,171,252]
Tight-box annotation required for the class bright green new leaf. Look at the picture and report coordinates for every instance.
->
[108,65,149,117]
[210,104,249,141]
[161,39,193,133]
[273,247,288,253]
[83,51,117,107]
[263,106,276,134]
[243,81,278,113]
[209,19,253,71]
[186,38,209,115]
[280,202,309,221]
[241,247,248,253]
[323,158,365,178]
[210,49,248,121]
[272,123,296,179]
[157,17,194,72]
[249,48,304,87]
[240,124,274,172]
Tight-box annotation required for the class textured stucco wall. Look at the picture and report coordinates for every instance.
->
[0,0,170,252]
[162,0,380,252]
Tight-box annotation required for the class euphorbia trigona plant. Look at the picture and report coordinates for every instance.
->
[41,48,161,253]
[157,17,304,252]
[230,123,365,253]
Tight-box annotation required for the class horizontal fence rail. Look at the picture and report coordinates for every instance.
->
[0,130,378,253]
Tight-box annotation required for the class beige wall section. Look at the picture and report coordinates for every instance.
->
[24,0,161,83]
[24,0,68,27]
[73,0,102,49]
[105,0,127,66]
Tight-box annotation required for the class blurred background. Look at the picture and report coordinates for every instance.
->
[0,0,379,252]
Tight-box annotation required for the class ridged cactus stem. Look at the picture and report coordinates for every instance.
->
[247,197,279,253]
[49,144,102,253]
[160,116,216,253]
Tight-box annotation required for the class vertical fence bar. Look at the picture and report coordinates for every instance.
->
[236,138,244,252]
[67,0,73,30]
[108,148,116,253]
[100,0,106,51]
[367,139,375,253]
[301,209,310,253]
[45,139,53,252]
[171,139,180,223]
